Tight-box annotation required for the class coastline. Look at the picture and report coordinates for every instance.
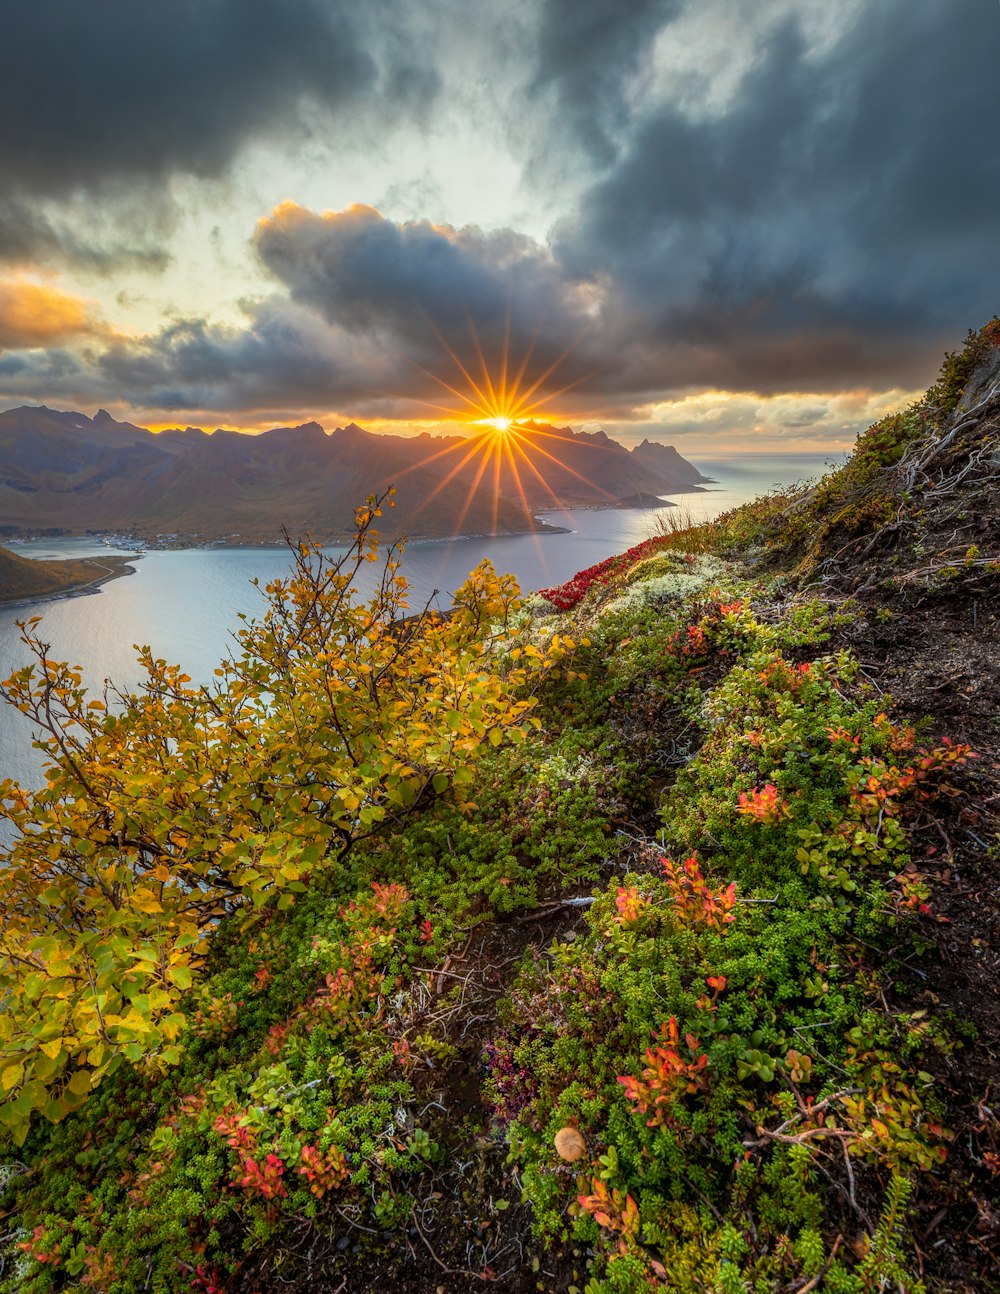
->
[0,554,138,611]
[7,523,575,553]
[6,498,716,554]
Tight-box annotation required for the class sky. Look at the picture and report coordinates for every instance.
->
[0,0,997,452]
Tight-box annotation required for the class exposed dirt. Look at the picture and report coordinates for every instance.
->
[769,364,1000,1291]
[828,595,1000,1291]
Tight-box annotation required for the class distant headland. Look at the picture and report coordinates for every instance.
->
[0,544,136,608]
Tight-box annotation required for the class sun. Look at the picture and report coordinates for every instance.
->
[480,415,514,433]
[393,317,608,536]
[407,315,587,435]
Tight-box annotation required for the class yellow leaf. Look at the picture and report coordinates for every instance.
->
[1,1062,25,1092]
[66,1069,92,1097]
[130,889,164,915]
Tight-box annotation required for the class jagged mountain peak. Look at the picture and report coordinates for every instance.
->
[0,404,709,542]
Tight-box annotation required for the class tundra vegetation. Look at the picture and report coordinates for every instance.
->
[1,321,999,1293]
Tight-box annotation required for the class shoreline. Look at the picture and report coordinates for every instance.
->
[4,497,717,555]
[7,523,576,554]
[0,555,138,611]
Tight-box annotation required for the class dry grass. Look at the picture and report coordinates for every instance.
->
[647,503,698,540]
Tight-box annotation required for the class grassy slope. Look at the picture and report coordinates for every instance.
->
[1,323,998,1294]
[0,546,129,604]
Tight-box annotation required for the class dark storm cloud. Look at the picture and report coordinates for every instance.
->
[3,0,998,418]
[237,0,1000,406]
[0,196,961,420]
[552,0,1000,389]
[252,202,600,376]
[0,0,439,266]
[94,303,398,412]
[529,0,682,164]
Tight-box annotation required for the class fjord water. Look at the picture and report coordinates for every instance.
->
[0,453,839,802]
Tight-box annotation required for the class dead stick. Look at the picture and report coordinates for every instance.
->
[408,1208,487,1281]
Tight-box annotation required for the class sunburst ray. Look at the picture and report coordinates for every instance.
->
[391,320,608,533]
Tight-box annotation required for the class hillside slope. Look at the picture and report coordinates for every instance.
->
[1,322,997,1294]
[0,544,134,604]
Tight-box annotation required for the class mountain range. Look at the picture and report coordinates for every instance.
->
[0,406,712,544]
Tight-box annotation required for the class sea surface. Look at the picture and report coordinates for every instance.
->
[0,452,841,807]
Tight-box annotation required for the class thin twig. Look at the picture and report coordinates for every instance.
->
[408,1208,488,1280]
[841,1137,859,1218]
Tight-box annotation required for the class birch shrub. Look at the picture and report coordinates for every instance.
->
[0,492,577,1142]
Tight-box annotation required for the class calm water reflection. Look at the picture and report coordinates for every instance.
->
[1,453,840,798]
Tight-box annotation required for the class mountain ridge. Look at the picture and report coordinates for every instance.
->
[0,406,712,544]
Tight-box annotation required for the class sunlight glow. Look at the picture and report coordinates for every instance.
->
[395,316,614,531]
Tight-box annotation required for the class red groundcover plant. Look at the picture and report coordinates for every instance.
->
[539,535,686,610]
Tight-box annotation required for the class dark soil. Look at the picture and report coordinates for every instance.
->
[828,595,1000,1292]
[770,362,1000,1291]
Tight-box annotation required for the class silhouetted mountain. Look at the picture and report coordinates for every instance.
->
[486,422,712,508]
[0,407,710,543]
[631,438,714,486]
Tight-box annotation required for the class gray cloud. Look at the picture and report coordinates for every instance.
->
[0,199,970,423]
[0,0,439,267]
[240,0,1000,405]
[0,194,173,273]
[528,0,682,165]
[1,0,997,420]
[252,202,613,406]
[552,0,1000,386]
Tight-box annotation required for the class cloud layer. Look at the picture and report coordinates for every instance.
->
[0,0,997,436]
[0,0,439,268]
[0,280,101,350]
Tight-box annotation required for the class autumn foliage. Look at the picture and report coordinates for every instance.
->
[537,534,687,610]
[0,490,576,1142]
[617,1017,710,1127]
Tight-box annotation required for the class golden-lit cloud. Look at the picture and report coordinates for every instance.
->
[603,387,927,452]
[0,279,99,350]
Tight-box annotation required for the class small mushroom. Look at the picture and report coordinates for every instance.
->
[554,1126,586,1162]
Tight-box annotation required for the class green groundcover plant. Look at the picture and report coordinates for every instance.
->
[489,586,973,1294]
